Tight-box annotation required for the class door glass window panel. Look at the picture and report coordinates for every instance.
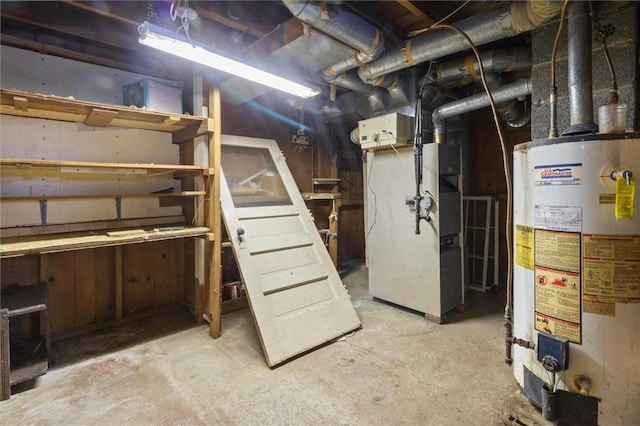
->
[221,145,292,207]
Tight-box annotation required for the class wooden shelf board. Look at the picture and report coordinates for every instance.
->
[0,158,206,174]
[1,216,186,239]
[1,191,205,202]
[313,178,341,184]
[1,89,206,133]
[0,226,210,258]
[302,192,342,201]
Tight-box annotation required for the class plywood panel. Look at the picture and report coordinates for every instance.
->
[123,244,154,316]
[44,252,76,333]
[74,249,96,327]
[1,256,39,288]
[154,240,171,307]
[94,247,115,323]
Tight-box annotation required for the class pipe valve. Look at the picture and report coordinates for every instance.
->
[611,170,633,185]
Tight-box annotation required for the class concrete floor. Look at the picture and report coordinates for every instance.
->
[1,264,547,425]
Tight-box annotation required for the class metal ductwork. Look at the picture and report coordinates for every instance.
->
[359,1,562,83]
[432,78,532,143]
[436,48,531,86]
[417,48,531,119]
[563,0,597,135]
[284,0,415,112]
[283,0,384,65]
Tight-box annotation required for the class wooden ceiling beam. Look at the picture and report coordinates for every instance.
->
[62,1,140,26]
[395,0,435,26]
[193,7,267,39]
[0,3,139,53]
[0,33,179,80]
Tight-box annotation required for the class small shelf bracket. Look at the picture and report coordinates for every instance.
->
[39,200,47,228]
[115,197,122,222]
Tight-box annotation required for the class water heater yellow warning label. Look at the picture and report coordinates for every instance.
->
[534,229,582,344]
[534,229,581,272]
[583,234,640,303]
[515,225,534,270]
[534,266,581,344]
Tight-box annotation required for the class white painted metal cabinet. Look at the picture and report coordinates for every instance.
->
[366,144,463,322]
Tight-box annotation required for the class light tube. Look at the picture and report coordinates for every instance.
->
[138,22,320,99]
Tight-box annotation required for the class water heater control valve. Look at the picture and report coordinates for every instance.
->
[611,169,633,185]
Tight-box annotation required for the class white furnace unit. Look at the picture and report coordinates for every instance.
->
[363,135,464,323]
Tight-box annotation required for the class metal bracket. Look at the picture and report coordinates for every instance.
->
[39,200,47,228]
[115,197,122,222]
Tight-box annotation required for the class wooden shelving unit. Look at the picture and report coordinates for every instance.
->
[302,178,341,266]
[0,88,222,342]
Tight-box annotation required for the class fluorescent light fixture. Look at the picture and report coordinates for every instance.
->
[138,22,320,99]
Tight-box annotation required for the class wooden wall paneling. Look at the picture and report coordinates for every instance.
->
[94,247,115,323]
[1,255,39,288]
[153,240,172,307]
[44,252,76,334]
[122,244,154,316]
[170,239,185,304]
[467,109,531,288]
[74,249,96,327]
[338,206,365,262]
[115,246,123,320]
[335,124,364,263]
[183,240,196,309]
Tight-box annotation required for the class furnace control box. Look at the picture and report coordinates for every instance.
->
[358,112,413,150]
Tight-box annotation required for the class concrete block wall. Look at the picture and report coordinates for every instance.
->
[530,1,638,140]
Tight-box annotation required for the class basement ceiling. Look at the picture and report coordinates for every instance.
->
[0,1,518,108]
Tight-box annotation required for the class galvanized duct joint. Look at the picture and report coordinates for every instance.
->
[324,71,388,113]
[432,78,532,143]
[359,1,562,83]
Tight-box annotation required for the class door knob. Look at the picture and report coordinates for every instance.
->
[237,228,245,242]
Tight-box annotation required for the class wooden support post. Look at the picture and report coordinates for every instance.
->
[208,86,222,339]
[328,197,341,267]
[191,74,207,326]
[115,246,123,320]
